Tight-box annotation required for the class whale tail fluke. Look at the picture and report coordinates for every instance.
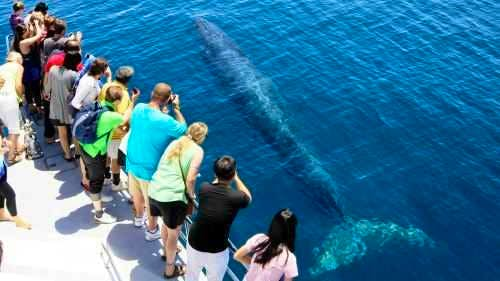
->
[310,217,435,277]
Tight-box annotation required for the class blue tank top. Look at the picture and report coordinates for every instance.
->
[22,44,42,82]
[0,160,6,180]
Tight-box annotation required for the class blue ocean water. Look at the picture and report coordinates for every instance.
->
[3,0,499,280]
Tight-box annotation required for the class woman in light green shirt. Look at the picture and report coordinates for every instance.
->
[148,122,208,279]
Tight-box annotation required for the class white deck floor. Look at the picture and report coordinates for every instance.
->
[0,124,204,281]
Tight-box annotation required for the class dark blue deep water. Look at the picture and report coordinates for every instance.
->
[3,1,499,280]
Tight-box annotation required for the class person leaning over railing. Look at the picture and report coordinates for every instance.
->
[234,209,299,281]
[186,156,252,281]
[97,66,134,192]
[13,16,45,115]
[71,58,111,189]
[42,15,55,40]
[10,2,25,33]
[71,58,111,111]
[42,19,82,66]
[24,2,49,25]
[126,83,186,240]
[79,86,139,224]
[44,46,81,161]
[39,17,63,144]
[42,39,83,146]
[148,122,208,279]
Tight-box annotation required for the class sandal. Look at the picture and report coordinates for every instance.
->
[7,155,23,166]
[163,264,185,279]
[63,156,75,162]
[16,145,26,155]
[160,246,182,261]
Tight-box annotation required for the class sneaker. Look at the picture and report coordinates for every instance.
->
[120,173,128,189]
[103,177,112,186]
[94,211,117,224]
[111,181,127,191]
[145,226,161,241]
[134,216,144,228]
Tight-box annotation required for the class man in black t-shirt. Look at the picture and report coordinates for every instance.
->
[186,156,252,281]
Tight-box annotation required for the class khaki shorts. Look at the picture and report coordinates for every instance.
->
[128,173,149,191]
[128,173,151,216]
[107,140,121,159]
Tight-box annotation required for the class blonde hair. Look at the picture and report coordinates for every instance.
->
[6,51,22,64]
[167,122,208,160]
[29,12,44,24]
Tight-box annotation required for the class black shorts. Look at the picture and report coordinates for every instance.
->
[81,150,106,195]
[117,150,126,169]
[149,198,187,229]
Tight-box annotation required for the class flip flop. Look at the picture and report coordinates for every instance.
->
[163,264,185,279]
[64,156,75,162]
[7,155,23,166]
[160,246,182,261]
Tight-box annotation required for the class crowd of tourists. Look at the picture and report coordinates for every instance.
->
[0,2,299,280]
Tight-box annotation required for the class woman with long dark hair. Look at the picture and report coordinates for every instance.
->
[45,49,81,161]
[13,14,45,114]
[234,208,299,281]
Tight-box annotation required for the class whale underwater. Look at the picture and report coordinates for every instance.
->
[195,17,345,218]
[195,17,434,276]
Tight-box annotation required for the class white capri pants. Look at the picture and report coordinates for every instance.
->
[186,242,229,281]
[0,95,21,134]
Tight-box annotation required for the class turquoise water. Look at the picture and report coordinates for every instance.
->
[3,0,499,280]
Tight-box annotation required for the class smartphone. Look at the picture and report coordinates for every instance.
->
[132,87,139,95]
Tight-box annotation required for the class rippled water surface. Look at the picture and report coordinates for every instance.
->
[2,0,499,280]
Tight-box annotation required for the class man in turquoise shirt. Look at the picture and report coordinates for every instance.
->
[126,83,186,240]
[81,85,139,224]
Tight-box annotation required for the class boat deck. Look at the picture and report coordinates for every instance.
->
[0,124,201,281]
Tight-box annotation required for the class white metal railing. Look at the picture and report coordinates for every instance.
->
[100,242,123,281]
[5,34,13,54]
